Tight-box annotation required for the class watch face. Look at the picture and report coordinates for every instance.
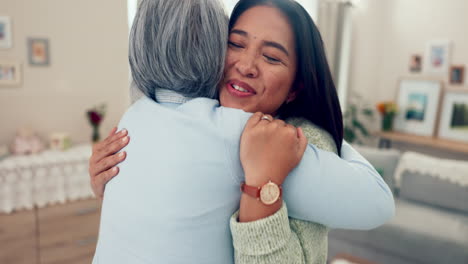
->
[260,182,280,205]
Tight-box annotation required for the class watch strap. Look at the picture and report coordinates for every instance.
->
[240,182,261,199]
[240,182,283,200]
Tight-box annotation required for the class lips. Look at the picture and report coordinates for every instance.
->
[226,80,256,98]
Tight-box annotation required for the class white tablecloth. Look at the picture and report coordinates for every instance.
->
[0,144,94,214]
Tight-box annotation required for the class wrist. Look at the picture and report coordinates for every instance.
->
[244,172,287,186]
[239,193,282,222]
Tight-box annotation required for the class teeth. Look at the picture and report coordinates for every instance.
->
[232,84,248,93]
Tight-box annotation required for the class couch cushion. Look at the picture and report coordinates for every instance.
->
[329,199,468,264]
[400,171,468,214]
[352,145,401,191]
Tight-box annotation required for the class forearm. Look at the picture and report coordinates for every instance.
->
[238,193,282,222]
[283,142,395,229]
[231,204,306,264]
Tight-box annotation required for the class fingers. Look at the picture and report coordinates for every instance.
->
[245,112,264,129]
[107,126,118,138]
[93,133,130,164]
[102,129,128,150]
[92,166,120,198]
[259,114,274,123]
[272,118,285,127]
[90,151,127,178]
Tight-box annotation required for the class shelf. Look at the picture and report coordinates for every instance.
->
[374,131,468,155]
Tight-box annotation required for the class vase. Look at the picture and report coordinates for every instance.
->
[381,114,394,131]
[92,125,100,143]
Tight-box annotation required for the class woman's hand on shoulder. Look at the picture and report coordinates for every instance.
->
[240,112,308,186]
[89,127,129,199]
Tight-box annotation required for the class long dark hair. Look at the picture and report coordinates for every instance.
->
[230,0,344,154]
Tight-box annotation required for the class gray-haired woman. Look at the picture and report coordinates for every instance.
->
[91,0,394,263]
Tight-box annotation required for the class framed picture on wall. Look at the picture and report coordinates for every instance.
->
[409,54,422,73]
[424,40,451,74]
[438,89,468,143]
[28,38,50,66]
[449,65,465,85]
[0,61,21,86]
[394,79,442,137]
[0,16,12,49]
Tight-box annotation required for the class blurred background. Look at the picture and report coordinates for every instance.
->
[0,0,467,263]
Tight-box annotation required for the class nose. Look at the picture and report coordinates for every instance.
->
[236,53,259,78]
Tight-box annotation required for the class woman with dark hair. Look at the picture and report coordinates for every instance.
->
[91,0,394,263]
[224,0,344,154]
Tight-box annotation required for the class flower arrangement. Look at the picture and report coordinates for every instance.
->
[376,101,398,116]
[376,101,398,131]
[86,104,106,143]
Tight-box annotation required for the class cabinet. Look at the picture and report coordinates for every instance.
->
[0,199,101,264]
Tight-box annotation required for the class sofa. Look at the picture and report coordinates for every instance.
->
[328,146,468,264]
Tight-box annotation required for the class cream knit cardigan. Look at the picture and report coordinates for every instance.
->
[230,118,338,264]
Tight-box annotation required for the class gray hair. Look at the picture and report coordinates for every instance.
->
[129,0,228,100]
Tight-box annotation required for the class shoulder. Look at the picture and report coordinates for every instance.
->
[286,117,337,154]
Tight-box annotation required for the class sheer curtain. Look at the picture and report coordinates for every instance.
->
[317,0,355,111]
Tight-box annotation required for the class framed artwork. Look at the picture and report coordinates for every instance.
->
[394,79,442,136]
[0,16,12,49]
[449,65,465,85]
[28,38,50,66]
[438,90,468,143]
[0,61,21,86]
[409,54,422,73]
[424,40,451,74]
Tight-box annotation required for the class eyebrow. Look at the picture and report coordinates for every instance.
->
[230,29,290,57]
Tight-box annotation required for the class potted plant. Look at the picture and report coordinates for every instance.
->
[344,94,375,145]
[376,101,398,131]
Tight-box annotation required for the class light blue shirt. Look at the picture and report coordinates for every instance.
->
[93,91,394,264]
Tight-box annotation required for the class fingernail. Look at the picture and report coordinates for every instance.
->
[113,167,118,172]
[119,152,125,157]
[120,129,127,135]
[122,137,128,142]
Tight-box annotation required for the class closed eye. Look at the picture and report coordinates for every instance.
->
[264,55,281,64]
[228,41,243,49]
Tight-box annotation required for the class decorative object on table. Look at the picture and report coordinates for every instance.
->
[376,101,398,132]
[343,93,375,144]
[394,79,442,137]
[0,60,21,86]
[449,65,465,85]
[86,103,107,143]
[9,127,45,155]
[27,38,50,66]
[49,133,72,151]
[0,16,12,49]
[409,54,422,73]
[437,89,468,143]
[424,40,451,74]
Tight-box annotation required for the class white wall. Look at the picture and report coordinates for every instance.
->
[349,0,468,158]
[0,0,130,146]
[223,0,318,19]
[349,0,468,103]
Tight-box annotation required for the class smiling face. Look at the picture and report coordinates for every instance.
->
[219,5,298,115]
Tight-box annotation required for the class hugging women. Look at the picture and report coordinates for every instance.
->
[91,0,394,263]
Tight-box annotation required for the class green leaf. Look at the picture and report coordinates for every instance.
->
[352,120,370,137]
[362,108,374,117]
